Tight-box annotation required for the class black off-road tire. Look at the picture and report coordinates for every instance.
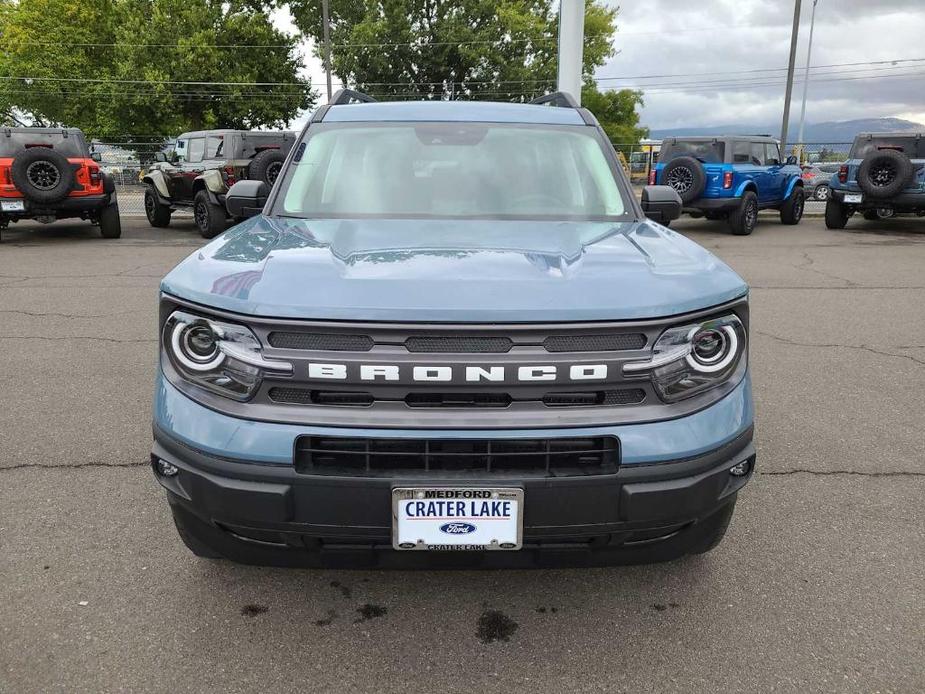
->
[98,201,122,239]
[662,156,707,203]
[857,149,913,199]
[10,147,76,204]
[248,149,286,186]
[824,198,850,229]
[193,190,227,239]
[779,186,805,225]
[728,191,759,236]
[144,185,172,228]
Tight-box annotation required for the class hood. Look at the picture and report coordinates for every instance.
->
[160,216,747,322]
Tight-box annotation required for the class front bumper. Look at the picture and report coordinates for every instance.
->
[151,377,755,568]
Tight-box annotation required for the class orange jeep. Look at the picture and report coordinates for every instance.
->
[0,127,121,240]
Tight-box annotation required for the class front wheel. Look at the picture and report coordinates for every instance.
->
[824,198,850,229]
[193,190,227,239]
[728,191,758,235]
[814,184,830,201]
[779,187,805,225]
[98,201,122,238]
[144,186,172,228]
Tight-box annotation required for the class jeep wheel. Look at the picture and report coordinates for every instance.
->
[863,208,894,221]
[144,186,172,228]
[728,191,758,235]
[98,201,122,239]
[813,184,830,201]
[662,156,706,203]
[779,187,805,225]
[249,149,286,186]
[193,190,227,239]
[857,149,913,199]
[824,198,850,229]
[10,148,76,204]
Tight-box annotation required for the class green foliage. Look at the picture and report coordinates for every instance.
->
[0,0,315,139]
[581,83,648,145]
[288,0,617,100]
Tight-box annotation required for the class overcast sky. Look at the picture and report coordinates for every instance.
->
[276,0,925,130]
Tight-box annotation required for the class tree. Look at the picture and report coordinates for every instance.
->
[288,0,618,101]
[0,0,315,140]
[581,83,648,145]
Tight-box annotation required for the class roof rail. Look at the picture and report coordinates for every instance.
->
[529,92,580,108]
[329,89,376,105]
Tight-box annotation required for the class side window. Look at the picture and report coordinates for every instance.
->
[205,136,223,159]
[749,143,766,166]
[187,138,205,163]
[732,141,751,164]
[175,139,188,162]
[765,143,781,165]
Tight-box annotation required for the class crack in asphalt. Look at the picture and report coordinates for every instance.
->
[751,285,925,290]
[756,330,925,366]
[796,250,860,287]
[0,460,149,471]
[760,469,925,478]
[0,309,142,319]
[0,335,155,343]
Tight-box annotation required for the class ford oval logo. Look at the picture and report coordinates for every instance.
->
[440,522,476,535]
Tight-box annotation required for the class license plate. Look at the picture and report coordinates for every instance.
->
[392,487,523,551]
[844,193,863,204]
[1,200,25,212]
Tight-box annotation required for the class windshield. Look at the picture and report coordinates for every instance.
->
[659,140,725,164]
[0,132,86,157]
[274,123,628,220]
[850,136,925,159]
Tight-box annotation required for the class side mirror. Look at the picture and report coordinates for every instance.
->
[225,180,270,218]
[786,155,798,166]
[90,152,102,162]
[154,151,167,163]
[641,185,682,224]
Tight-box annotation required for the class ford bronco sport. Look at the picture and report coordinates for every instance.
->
[142,129,295,239]
[152,91,755,568]
[825,131,925,228]
[0,127,121,240]
[651,135,805,235]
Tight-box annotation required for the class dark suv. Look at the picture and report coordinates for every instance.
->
[826,132,925,228]
[142,129,295,238]
[0,127,120,240]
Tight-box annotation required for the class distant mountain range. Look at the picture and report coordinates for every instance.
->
[649,118,925,143]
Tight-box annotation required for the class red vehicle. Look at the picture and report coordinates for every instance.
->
[0,127,121,240]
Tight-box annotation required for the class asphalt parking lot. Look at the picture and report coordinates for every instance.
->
[1,215,923,693]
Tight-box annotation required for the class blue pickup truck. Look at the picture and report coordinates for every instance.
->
[151,91,755,568]
[651,135,805,235]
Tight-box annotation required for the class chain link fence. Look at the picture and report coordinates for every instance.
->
[91,141,187,216]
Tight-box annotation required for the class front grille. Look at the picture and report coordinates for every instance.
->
[405,336,513,353]
[268,332,374,351]
[543,333,646,352]
[405,392,512,408]
[267,387,642,408]
[295,435,619,476]
[268,387,373,406]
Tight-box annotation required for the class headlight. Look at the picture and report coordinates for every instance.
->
[163,310,291,401]
[623,314,746,402]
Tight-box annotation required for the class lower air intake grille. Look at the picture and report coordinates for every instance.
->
[295,436,619,476]
[405,392,512,408]
[542,389,645,407]
[268,387,373,407]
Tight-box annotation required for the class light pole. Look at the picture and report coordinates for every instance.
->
[557,0,585,104]
[322,0,333,101]
[796,0,819,161]
[780,0,802,157]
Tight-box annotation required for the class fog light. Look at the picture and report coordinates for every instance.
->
[156,459,179,477]
[729,460,751,477]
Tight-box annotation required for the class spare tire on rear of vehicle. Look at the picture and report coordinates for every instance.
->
[248,149,286,186]
[10,147,76,204]
[662,156,706,203]
[857,148,913,199]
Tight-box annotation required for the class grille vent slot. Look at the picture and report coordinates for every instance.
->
[405,392,511,408]
[405,336,513,353]
[543,333,646,352]
[268,332,374,351]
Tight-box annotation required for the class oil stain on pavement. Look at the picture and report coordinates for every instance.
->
[476,610,518,644]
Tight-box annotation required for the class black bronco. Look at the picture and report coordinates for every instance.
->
[0,127,121,240]
[142,129,296,238]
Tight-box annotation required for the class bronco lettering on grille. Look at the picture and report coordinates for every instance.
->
[304,363,610,382]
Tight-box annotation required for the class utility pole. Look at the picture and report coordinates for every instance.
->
[322,0,333,102]
[796,0,819,160]
[557,0,585,105]
[780,0,802,156]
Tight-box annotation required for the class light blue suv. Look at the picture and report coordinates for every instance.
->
[151,91,755,568]
[652,135,805,235]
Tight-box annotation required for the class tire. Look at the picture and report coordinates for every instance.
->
[824,198,850,229]
[728,191,758,235]
[857,149,913,199]
[813,184,830,201]
[687,501,736,555]
[248,149,286,186]
[98,201,122,239]
[172,513,223,559]
[863,208,894,221]
[10,147,76,204]
[662,156,706,203]
[779,186,805,225]
[144,185,172,228]
[193,190,227,239]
